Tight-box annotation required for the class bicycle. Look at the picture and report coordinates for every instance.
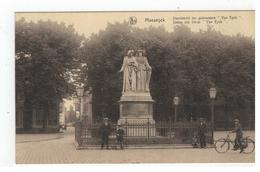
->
[214,133,255,154]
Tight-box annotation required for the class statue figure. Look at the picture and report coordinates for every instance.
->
[136,50,152,92]
[119,50,138,93]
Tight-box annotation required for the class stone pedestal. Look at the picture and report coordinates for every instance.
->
[117,92,156,136]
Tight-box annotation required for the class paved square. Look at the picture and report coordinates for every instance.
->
[16,127,255,164]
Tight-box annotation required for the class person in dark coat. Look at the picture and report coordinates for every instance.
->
[116,124,125,150]
[99,117,111,150]
[230,118,244,153]
[198,118,207,148]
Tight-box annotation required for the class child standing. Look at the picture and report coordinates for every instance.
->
[116,124,125,150]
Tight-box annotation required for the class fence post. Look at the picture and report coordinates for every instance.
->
[75,121,82,146]
[170,118,172,144]
[211,122,214,144]
[147,118,150,143]
[74,122,77,141]
[125,118,128,146]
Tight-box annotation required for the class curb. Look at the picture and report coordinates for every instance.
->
[74,142,215,150]
[16,134,64,143]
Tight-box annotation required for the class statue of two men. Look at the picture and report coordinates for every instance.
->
[119,49,152,93]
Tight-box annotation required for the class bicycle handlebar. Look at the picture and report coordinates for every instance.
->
[226,132,232,138]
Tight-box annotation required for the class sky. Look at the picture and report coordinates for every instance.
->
[16,11,255,39]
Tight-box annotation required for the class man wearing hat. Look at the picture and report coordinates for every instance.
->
[230,118,244,153]
[198,118,207,148]
[99,117,111,150]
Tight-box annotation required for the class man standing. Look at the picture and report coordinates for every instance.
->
[231,118,244,153]
[198,118,207,148]
[100,117,111,150]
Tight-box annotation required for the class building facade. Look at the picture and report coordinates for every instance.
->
[16,92,60,133]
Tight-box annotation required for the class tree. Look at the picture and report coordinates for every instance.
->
[16,18,83,130]
[80,23,254,126]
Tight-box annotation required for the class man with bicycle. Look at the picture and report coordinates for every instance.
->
[230,118,244,153]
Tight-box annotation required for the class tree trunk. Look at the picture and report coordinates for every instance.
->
[224,97,229,130]
[250,95,255,130]
[42,101,49,131]
[23,99,33,130]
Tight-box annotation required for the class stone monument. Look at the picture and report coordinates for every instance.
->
[118,49,155,136]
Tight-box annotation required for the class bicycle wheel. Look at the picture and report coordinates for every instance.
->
[215,139,230,153]
[242,138,255,154]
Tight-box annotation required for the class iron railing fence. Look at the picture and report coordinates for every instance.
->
[75,119,213,147]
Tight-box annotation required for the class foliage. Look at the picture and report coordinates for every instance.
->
[16,18,254,124]
[80,23,254,122]
[16,18,83,128]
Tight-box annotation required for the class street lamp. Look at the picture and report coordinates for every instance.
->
[173,96,180,122]
[72,96,79,120]
[209,87,217,142]
[76,87,84,97]
[76,87,84,120]
[72,96,78,104]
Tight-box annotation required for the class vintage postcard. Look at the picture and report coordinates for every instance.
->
[15,11,255,164]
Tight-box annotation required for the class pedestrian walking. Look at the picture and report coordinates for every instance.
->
[230,118,244,153]
[198,118,207,148]
[99,117,111,150]
[116,124,125,149]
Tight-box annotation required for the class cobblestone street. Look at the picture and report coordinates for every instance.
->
[16,127,255,164]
